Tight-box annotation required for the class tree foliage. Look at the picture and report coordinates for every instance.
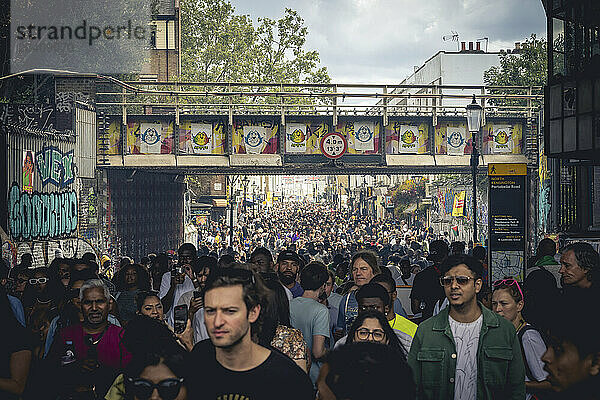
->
[180,0,330,85]
[483,34,547,107]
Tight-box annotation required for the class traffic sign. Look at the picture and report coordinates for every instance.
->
[320,132,347,159]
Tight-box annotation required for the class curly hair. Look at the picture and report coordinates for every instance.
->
[114,264,151,292]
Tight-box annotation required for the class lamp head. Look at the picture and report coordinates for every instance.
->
[466,94,482,132]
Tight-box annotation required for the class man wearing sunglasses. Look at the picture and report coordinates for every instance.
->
[186,268,314,399]
[408,254,525,400]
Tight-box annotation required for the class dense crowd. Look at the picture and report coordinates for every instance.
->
[1,205,599,400]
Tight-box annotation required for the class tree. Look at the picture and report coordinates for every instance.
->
[483,34,547,107]
[180,0,330,86]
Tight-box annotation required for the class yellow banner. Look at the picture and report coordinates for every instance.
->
[488,163,527,176]
[452,191,466,217]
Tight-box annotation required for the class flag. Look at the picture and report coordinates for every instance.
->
[398,125,419,153]
[243,125,267,154]
[451,226,459,236]
[140,122,162,154]
[191,123,213,154]
[447,126,466,155]
[353,121,375,151]
[286,123,307,153]
[492,125,513,154]
[452,191,466,217]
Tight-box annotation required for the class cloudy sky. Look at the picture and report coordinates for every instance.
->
[229,0,547,84]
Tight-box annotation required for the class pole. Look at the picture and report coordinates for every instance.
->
[229,176,234,248]
[471,130,479,245]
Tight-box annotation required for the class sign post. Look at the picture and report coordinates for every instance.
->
[488,163,527,283]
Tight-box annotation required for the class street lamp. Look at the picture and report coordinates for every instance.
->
[466,94,482,245]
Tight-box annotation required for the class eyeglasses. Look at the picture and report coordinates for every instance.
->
[29,278,48,285]
[440,276,474,287]
[126,377,184,400]
[493,278,524,301]
[356,328,386,342]
[358,304,384,312]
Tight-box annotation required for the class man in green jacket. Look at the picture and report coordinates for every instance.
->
[408,254,525,400]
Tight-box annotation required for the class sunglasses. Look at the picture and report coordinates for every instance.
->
[493,278,524,301]
[356,328,386,342]
[440,275,474,287]
[126,377,184,400]
[29,278,48,285]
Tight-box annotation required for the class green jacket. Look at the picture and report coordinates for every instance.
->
[407,303,525,400]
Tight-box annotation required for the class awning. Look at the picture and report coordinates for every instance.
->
[213,199,228,208]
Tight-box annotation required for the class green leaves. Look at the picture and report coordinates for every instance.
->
[483,34,547,108]
[180,0,330,86]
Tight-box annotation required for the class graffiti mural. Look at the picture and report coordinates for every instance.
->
[385,121,429,154]
[79,180,98,240]
[0,103,56,131]
[434,121,472,155]
[179,120,226,154]
[22,150,35,192]
[8,183,78,240]
[35,146,75,187]
[2,238,98,269]
[333,120,380,154]
[126,119,174,154]
[482,121,523,155]
[232,118,279,154]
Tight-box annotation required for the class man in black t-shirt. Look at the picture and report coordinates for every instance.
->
[187,268,314,399]
[410,240,448,321]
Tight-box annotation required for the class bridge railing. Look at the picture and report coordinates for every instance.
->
[94,79,543,167]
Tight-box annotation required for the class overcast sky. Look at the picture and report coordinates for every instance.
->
[229,0,547,84]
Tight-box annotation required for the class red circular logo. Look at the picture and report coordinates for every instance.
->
[320,132,347,159]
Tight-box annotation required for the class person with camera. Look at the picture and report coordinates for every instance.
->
[159,244,196,327]
[176,256,217,345]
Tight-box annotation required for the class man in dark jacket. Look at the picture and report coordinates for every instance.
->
[408,254,525,400]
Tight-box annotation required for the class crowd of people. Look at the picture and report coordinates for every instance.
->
[1,207,599,399]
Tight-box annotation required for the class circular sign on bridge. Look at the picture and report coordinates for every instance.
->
[320,132,347,159]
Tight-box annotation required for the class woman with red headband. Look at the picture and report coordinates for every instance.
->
[492,278,552,400]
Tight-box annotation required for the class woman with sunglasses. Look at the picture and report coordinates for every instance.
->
[22,267,64,314]
[346,310,405,356]
[492,278,552,400]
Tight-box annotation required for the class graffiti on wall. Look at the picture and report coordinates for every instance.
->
[0,103,56,131]
[79,181,98,240]
[22,150,35,193]
[179,120,226,154]
[334,120,380,154]
[2,238,98,269]
[35,146,75,187]
[126,120,174,154]
[385,121,429,154]
[8,183,78,240]
[232,118,279,154]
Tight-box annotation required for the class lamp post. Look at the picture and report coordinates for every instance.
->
[466,94,483,245]
[241,175,249,216]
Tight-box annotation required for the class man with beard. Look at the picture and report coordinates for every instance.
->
[187,268,313,399]
[408,255,525,399]
[51,279,131,399]
[177,255,218,344]
[290,261,330,384]
[276,250,304,298]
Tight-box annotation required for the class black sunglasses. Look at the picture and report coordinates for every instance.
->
[126,377,184,400]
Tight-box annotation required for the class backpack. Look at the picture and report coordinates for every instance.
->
[517,324,558,400]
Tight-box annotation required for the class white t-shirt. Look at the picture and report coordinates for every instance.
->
[521,327,549,400]
[158,271,195,327]
[449,314,483,400]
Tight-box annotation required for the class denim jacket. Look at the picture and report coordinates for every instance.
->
[407,303,525,400]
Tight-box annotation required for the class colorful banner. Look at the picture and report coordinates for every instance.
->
[452,191,466,217]
[353,121,375,151]
[491,125,513,154]
[243,125,267,154]
[398,125,420,153]
[286,123,307,153]
[447,126,467,155]
[190,123,213,154]
[22,150,34,193]
[139,122,162,154]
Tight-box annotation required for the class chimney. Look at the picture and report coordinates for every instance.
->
[461,42,466,51]
[476,41,481,51]
[468,41,474,51]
